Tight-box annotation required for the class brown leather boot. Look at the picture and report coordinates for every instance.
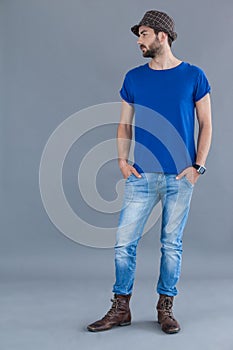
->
[156,294,181,334]
[87,294,131,332]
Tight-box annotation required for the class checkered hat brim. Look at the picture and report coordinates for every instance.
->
[131,10,177,41]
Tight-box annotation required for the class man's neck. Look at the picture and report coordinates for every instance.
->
[149,53,182,70]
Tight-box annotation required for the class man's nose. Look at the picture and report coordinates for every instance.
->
[137,36,143,45]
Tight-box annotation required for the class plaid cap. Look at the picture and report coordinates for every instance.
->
[131,10,177,41]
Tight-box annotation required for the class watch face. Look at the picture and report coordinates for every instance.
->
[193,164,206,174]
[198,166,206,174]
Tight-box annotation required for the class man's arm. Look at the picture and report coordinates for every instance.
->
[176,93,212,184]
[195,93,212,166]
[117,100,141,179]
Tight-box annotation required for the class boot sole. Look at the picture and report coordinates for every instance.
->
[119,321,131,326]
[87,321,131,332]
[162,328,181,334]
[158,321,180,334]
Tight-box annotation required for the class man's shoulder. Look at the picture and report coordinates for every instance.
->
[184,62,207,76]
[124,64,147,77]
[124,62,205,75]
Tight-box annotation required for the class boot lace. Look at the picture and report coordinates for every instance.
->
[101,298,120,320]
[162,297,176,321]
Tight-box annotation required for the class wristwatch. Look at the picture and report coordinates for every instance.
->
[192,163,206,174]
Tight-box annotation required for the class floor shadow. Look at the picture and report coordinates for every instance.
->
[81,320,163,334]
[130,320,163,334]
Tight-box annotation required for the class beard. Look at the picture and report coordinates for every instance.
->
[140,42,162,58]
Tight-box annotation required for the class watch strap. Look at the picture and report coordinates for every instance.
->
[192,163,206,174]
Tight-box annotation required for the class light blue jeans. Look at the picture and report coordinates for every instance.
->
[112,172,194,297]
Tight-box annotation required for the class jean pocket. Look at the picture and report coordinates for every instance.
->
[125,173,134,181]
[125,173,144,182]
[183,175,194,188]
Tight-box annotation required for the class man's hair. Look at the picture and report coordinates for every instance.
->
[153,29,173,48]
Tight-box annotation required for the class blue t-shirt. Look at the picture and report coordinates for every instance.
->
[119,62,211,174]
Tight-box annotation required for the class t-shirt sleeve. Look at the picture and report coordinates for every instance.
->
[119,73,134,104]
[193,68,211,102]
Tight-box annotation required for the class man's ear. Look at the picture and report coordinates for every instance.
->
[157,31,168,43]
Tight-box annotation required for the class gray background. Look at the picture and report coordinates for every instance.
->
[1,0,233,349]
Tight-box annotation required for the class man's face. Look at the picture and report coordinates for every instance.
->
[137,26,162,58]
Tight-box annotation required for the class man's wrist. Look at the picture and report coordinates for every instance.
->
[118,159,128,169]
[192,163,206,174]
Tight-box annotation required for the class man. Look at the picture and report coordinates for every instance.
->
[87,10,212,334]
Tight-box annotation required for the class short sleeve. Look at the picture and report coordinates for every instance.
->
[193,68,211,102]
[119,73,134,104]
